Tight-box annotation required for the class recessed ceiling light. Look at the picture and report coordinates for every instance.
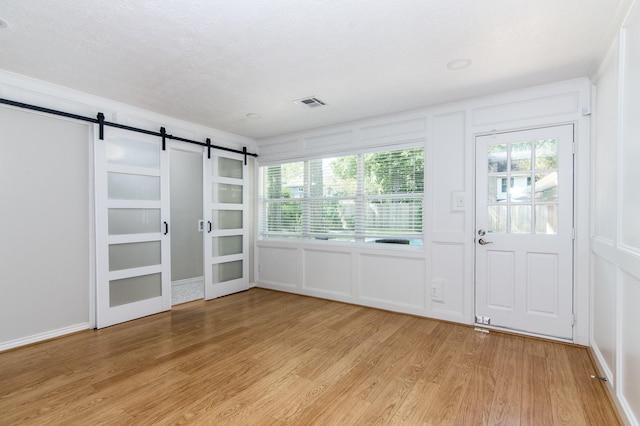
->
[447,59,472,70]
[246,113,261,119]
[0,19,8,29]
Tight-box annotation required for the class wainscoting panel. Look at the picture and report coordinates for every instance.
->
[256,246,299,288]
[431,112,466,234]
[472,92,579,127]
[431,242,465,316]
[303,249,353,297]
[620,268,640,421]
[359,253,425,309]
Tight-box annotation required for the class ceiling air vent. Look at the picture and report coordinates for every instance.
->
[293,97,326,108]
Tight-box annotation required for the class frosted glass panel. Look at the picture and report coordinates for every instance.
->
[218,157,243,179]
[212,261,243,283]
[109,242,161,271]
[535,205,557,234]
[213,236,243,256]
[511,205,532,234]
[214,210,243,230]
[108,173,160,200]
[217,184,243,204]
[108,209,160,235]
[107,138,160,168]
[109,273,161,307]
[488,205,507,233]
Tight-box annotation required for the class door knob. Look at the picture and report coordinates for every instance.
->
[478,238,493,245]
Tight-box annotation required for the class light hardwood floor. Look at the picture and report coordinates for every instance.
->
[0,288,620,425]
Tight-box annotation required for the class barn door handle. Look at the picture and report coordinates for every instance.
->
[164,221,169,235]
[478,238,493,245]
[208,221,212,233]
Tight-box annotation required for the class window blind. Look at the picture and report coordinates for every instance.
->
[259,147,424,245]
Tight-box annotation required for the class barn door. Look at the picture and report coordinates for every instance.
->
[203,151,249,300]
[95,128,170,328]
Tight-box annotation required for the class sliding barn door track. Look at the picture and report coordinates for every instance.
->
[0,97,258,164]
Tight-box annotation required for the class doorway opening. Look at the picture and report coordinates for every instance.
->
[170,148,204,305]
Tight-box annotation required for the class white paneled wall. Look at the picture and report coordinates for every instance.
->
[429,111,469,320]
[591,1,640,424]
[621,270,640,422]
[256,78,591,334]
[304,249,353,297]
[359,254,426,309]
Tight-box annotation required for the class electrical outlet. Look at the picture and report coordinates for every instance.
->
[258,264,263,272]
[431,280,444,302]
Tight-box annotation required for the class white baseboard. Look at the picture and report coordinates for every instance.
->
[0,322,91,352]
[255,280,467,325]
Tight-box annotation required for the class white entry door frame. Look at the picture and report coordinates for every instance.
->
[474,125,575,340]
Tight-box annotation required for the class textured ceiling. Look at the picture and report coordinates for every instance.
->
[0,0,630,140]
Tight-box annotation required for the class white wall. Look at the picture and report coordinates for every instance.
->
[0,70,257,350]
[256,78,591,342]
[0,107,91,347]
[591,1,640,423]
[170,148,204,282]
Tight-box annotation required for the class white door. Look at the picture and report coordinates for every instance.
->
[475,125,574,339]
[95,128,171,328]
[203,151,249,300]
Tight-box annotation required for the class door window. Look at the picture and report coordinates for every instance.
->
[486,138,559,234]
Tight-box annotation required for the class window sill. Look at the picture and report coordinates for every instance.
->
[256,238,426,255]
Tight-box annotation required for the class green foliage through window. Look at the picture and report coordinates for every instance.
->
[260,147,424,245]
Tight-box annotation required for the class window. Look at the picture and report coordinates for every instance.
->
[486,138,559,234]
[259,147,424,245]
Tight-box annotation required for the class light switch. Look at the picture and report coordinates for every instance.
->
[451,191,465,211]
